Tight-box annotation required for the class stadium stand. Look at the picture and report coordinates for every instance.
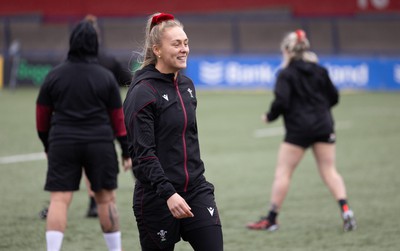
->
[2,13,400,59]
[1,1,400,87]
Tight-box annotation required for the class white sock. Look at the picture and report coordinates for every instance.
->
[46,231,64,251]
[103,231,121,251]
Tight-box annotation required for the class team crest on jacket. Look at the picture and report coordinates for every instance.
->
[162,94,169,101]
[187,88,194,98]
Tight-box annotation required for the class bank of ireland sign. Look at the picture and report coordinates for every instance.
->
[394,64,400,85]
[198,61,224,85]
[186,56,400,90]
[194,58,281,89]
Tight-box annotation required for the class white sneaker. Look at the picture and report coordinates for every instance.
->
[342,210,357,232]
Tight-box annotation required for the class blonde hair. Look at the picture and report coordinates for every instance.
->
[84,14,101,43]
[280,29,318,68]
[139,13,183,69]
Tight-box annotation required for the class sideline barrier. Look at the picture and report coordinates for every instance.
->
[186,55,400,90]
[4,55,400,91]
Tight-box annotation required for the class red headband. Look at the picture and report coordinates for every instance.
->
[295,29,306,42]
[151,13,175,26]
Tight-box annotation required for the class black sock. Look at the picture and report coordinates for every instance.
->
[338,199,349,212]
[89,196,96,208]
[267,211,278,224]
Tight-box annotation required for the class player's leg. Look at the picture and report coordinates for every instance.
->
[312,142,356,231]
[134,184,182,250]
[270,142,305,210]
[94,189,123,250]
[45,144,82,251]
[95,189,119,232]
[312,142,346,200]
[46,192,73,231]
[247,142,305,230]
[46,191,73,251]
[185,226,223,251]
[180,181,223,250]
[141,246,175,251]
[85,142,122,250]
[83,172,98,217]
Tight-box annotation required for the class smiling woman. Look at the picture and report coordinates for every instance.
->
[139,13,189,76]
[123,13,223,251]
[153,25,189,74]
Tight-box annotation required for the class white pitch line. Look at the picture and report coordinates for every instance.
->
[0,152,46,164]
[254,126,284,138]
[0,121,354,163]
[254,121,353,138]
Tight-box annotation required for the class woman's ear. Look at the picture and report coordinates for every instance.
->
[152,45,161,58]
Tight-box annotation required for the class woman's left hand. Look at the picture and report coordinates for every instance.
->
[261,114,268,124]
[122,157,132,172]
[167,193,194,219]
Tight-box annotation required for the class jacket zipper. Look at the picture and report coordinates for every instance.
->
[174,78,189,192]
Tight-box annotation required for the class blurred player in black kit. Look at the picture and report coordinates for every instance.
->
[36,20,130,251]
[247,30,357,232]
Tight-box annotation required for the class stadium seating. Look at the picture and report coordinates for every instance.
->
[0,13,399,62]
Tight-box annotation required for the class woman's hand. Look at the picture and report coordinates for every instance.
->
[167,193,194,219]
[261,113,269,124]
[122,157,132,172]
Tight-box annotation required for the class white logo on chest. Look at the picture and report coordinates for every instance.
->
[187,88,194,98]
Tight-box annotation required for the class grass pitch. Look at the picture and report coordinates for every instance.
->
[0,88,399,250]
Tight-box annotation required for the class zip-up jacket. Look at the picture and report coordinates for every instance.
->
[267,59,339,137]
[123,64,205,201]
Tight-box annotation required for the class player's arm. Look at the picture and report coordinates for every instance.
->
[124,82,177,201]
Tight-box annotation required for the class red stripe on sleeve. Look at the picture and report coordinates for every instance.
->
[36,104,53,132]
[108,108,127,137]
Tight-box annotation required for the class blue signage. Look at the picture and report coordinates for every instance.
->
[185,55,400,90]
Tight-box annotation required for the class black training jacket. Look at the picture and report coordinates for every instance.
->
[36,21,128,156]
[98,49,132,87]
[267,59,339,137]
[123,64,205,201]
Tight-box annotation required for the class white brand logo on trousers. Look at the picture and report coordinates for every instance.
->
[207,207,215,216]
[162,94,169,101]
